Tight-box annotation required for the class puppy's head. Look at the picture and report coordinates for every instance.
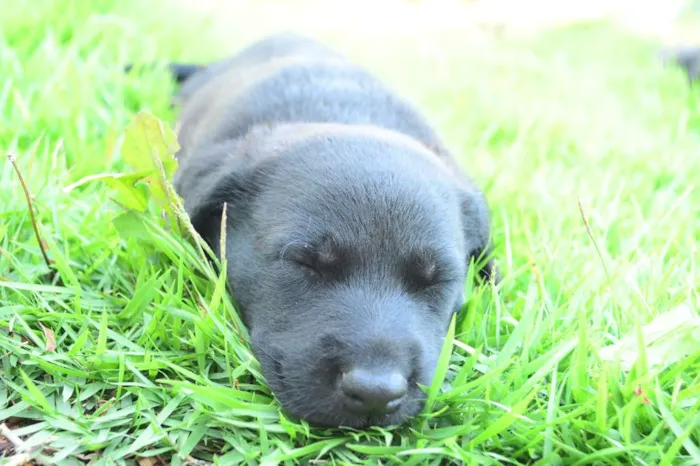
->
[178,124,495,428]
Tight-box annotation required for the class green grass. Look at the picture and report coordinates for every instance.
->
[1,1,700,464]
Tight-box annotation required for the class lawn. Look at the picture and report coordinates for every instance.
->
[1,0,699,465]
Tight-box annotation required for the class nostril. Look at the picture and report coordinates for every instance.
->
[341,368,408,415]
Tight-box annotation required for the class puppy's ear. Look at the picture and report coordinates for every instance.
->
[174,143,256,256]
[186,171,254,249]
[459,188,500,285]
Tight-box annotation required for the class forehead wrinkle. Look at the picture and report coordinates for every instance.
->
[253,151,463,262]
[270,183,449,256]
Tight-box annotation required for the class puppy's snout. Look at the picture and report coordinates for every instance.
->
[340,368,407,415]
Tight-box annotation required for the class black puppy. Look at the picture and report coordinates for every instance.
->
[166,32,496,428]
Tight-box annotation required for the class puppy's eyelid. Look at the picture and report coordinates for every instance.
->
[423,262,437,280]
[278,240,308,261]
[404,259,460,294]
[407,258,439,283]
[278,244,325,278]
[296,260,322,276]
[419,276,456,291]
[288,251,318,269]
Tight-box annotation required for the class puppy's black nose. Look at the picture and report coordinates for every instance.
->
[341,368,407,415]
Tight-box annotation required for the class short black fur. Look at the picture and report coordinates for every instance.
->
[161,32,497,428]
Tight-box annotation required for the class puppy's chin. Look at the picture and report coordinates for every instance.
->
[312,401,424,430]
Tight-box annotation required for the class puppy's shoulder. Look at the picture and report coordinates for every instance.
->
[176,32,341,103]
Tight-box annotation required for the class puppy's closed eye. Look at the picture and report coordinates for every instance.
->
[404,254,455,294]
[281,237,341,279]
[295,255,323,277]
[283,244,323,277]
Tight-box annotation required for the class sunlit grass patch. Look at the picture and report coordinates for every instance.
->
[1,1,698,464]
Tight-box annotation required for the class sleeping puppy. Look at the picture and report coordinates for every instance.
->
[166,32,497,428]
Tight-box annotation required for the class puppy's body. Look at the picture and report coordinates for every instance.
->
[170,33,495,428]
[174,33,461,177]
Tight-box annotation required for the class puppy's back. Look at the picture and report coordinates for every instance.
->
[176,32,341,103]
[175,33,450,163]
